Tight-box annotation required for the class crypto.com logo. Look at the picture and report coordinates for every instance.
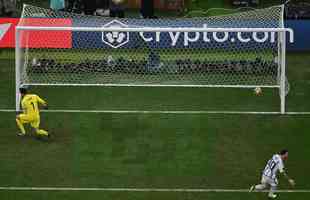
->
[0,23,12,41]
[101,21,293,48]
[102,20,129,48]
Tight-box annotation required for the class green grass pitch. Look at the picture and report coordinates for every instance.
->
[0,50,310,200]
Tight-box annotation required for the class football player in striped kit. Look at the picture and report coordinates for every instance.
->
[250,150,295,199]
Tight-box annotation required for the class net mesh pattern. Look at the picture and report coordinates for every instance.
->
[18,4,286,87]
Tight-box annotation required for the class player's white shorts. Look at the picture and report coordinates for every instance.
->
[261,175,278,187]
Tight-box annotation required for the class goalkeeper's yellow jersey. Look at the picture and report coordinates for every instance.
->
[21,94,47,116]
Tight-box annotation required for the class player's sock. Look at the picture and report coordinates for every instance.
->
[255,184,266,190]
[16,118,26,135]
[36,129,49,137]
[268,186,277,198]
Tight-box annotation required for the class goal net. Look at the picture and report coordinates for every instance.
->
[16,4,293,113]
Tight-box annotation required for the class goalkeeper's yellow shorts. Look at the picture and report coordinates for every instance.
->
[17,114,40,129]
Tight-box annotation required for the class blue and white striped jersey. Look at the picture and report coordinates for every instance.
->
[263,154,285,180]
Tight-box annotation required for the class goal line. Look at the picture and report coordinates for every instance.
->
[0,187,309,193]
[1,109,310,115]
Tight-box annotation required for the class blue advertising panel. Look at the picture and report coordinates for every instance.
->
[72,18,279,50]
[285,20,310,51]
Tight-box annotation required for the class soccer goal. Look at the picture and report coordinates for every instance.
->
[15,4,293,114]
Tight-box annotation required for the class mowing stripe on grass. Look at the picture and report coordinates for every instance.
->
[0,187,309,193]
[1,109,310,115]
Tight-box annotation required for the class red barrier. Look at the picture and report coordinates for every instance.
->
[0,18,19,48]
[19,18,72,48]
[0,18,72,48]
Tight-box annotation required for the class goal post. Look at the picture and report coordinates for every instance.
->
[15,4,294,114]
[280,31,287,114]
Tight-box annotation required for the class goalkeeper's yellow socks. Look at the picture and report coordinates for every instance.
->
[35,129,49,137]
[16,118,26,135]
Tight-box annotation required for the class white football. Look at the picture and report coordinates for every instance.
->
[254,87,262,95]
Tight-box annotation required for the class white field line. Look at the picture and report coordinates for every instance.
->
[0,187,309,193]
[1,109,310,115]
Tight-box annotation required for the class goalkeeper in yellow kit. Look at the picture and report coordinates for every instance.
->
[16,88,49,137]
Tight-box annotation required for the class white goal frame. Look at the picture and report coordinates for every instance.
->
[15,26,294,114]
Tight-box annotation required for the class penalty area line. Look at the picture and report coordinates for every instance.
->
[1,109,310,115]
[0,187,309,193]
[0,187,310,193]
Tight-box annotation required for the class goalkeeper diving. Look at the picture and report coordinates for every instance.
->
[16,88,50,137]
